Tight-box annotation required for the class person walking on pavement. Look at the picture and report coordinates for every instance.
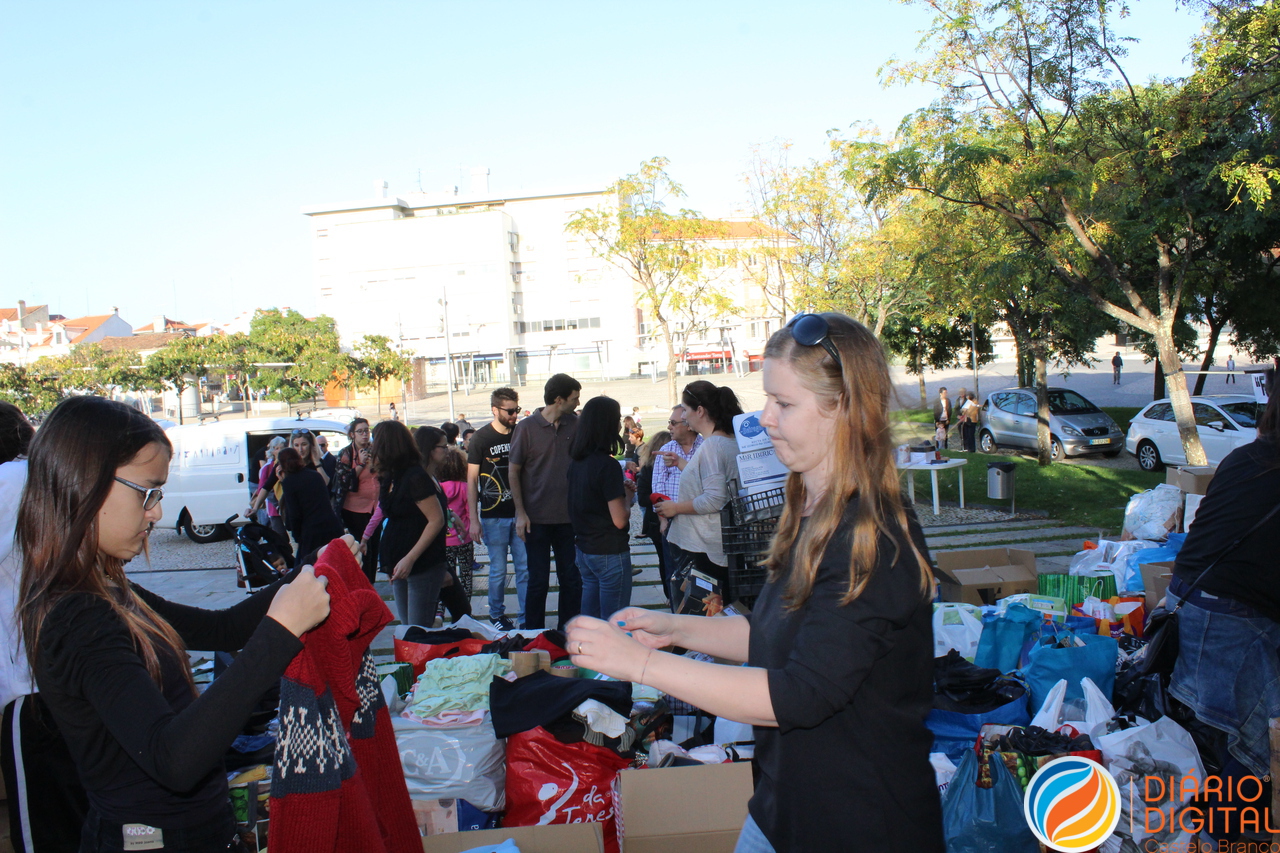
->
[454,413,474,433]
[1112,351,1124,385]
[932,387,951,450]
[510,373,583,630]
[388,402,400,422]
[466,388,529,632]
[1227,353,1237,384]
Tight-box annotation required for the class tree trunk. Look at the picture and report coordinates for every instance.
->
[915,329,927,410]
[1034,346,1052,466]
[376,378,382,417]
[1153,360,1166,401]
[1192,318,1223,397]
[1155,324,1207,466]
[660,320,680,407]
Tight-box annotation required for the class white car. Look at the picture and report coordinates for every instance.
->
[1126,395,1262,472]
[161,416,352,542]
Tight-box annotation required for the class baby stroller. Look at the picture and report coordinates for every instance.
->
[234,520,293,590]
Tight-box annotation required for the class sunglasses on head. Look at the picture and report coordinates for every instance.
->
[787,313,843,370]
[291,429,312,437]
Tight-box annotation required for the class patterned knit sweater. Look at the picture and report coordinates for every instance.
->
[269,542,419,853]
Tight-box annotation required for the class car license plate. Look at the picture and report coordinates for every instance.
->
[1089,438,1111,445]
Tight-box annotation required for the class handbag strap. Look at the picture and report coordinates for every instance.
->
[1170,499,1280,614]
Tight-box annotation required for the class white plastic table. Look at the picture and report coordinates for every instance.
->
[898,458,968,515]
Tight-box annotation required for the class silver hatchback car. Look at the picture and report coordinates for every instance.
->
[978,387,1124,461]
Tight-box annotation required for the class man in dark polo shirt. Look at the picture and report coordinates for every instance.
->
[510,373,582,630]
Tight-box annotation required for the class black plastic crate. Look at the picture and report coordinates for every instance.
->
[725,487,786,525]
[722,518,779,558]
[726,552,769,602]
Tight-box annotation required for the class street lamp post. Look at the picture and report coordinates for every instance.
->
[440,287,456,422]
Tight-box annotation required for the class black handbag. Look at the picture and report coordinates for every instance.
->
[1139,500,1280,677]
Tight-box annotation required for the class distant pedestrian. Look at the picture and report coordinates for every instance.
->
[455,414,474,433]
[441,421,460,446]
[1227,353,1237,384]
[510,373,583,630]
[631,406,642,426]
[932,387,951,449]
[389,401,400,422]
[958,391,980,452]
[1112,352,1123,385]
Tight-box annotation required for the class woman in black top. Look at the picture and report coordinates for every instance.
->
[276,447,346,563]
[373,420,447,626]
[16,396,333,853]
[566,314,943,852]
[416,426,472,623]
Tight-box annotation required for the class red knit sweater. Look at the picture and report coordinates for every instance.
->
[269,542,419,853]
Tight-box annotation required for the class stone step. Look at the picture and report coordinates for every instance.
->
[931,539,1088,557]
[920,519,1068,534]
[925,526,1100,549]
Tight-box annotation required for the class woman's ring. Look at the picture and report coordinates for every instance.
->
[575,641,584,655]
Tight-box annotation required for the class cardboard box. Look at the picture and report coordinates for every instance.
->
[732,411,772,452]
[420,822,603,853]
[934,548,1039,606]
[1166,465,1216,496]
[1141,560,1175,612]
[617,762,753,853]
[736,448,789,495]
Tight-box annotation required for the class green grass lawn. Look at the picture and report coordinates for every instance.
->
[903,450,1165,531]
[1101,406,1142,434]
[890,408,936,424]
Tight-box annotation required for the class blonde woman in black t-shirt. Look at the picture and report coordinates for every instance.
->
[17,396,334,852]
[567,314,944,852]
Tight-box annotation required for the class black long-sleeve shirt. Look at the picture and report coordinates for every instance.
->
[34,578,302,828]
[280,467,345,559]
[746,500,944,851]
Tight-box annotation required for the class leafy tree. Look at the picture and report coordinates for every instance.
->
[882,313,994,410]
[875,0,1280,466]
[202,333,263,417]
[354,334,413,416]
[0,363,62,416]
[567,157,731,404]
[145,336,212,424]
[249,309,344,410]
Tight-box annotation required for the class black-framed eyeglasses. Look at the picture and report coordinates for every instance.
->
[495,406,520,415]
[788,313,843,369]
[115,477,164,510]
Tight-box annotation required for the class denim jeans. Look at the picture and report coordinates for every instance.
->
[1168,581,1280,777]
[392,564,447,628]
[733,815,775,853]
[480,517,528,622]
[576,549,632,620]
[523,522,581,630]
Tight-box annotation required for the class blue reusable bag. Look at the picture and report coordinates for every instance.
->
[926,683,1030,762]
[1021,628,1118,710]
[941,747,1040,853]
[973,603,1041,674]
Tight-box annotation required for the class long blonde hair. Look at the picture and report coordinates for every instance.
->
[763,314,932,608]
[639,430,672,469]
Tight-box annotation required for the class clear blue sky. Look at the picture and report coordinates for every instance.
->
[1,1,1206,328]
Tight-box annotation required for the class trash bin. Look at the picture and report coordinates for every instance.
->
[988,461,1016,499]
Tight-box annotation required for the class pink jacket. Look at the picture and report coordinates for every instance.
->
[440,480,471,547]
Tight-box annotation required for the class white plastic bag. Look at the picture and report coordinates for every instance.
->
[393,714,506,811]
[1030,677,1114,733]
[1096,716,1205,853]
[931,752,958,796]
[933,603,984,661]
[1121,485,1183,542]
[1071,539,1159,590]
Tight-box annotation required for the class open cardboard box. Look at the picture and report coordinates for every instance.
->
[1167,465,1216,496]
[1141,560,1175,612]
[617,762,754,853]
[934,547,1038,606]
[420,822,603,853]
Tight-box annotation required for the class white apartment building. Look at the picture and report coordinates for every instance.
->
[302,177,640,386]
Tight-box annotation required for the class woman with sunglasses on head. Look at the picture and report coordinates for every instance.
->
[275,447,345,566]
[567,314,944,852]
[653,379,743,613]
[372,421,449,626]
[245,430,330,551]
[17,396,336,853]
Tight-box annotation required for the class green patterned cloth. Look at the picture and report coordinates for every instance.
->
[1037,572,1117,606]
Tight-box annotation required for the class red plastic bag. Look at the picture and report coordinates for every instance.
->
[394,637,488,677]
[504,726,631,853]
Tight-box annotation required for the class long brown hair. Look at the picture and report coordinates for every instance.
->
[639,430,672,469]
[763,314,932,608]
[18,396,191,686]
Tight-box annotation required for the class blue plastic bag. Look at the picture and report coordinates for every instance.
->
[1021,628,1118,711]
[941,747,1040,852]
[974,603,1041,674]
[926,686,1030,761]
[1126,532,1187,592]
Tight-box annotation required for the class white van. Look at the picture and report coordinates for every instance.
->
[160,416,354,542]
